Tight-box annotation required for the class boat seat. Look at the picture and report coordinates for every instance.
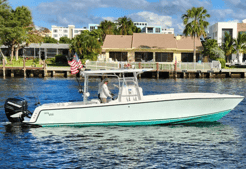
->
[90,99,101,104]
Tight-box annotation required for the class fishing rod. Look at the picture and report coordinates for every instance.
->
[76,76,84,94]
[31,83,40,106]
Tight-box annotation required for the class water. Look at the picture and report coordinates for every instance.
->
[0,77,246,168]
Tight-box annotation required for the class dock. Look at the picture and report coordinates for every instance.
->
[1,66,246,78]
[1,61,246,78]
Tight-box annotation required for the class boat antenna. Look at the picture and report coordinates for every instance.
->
[31,83,40,105]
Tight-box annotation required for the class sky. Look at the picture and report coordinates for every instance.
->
[7,0,246,35]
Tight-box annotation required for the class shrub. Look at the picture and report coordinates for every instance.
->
[216,58,226,68]
[55,54,68,64]
[46,58,56,64]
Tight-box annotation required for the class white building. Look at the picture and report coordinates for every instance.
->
[51,22,175,41]
[51,25,87,41]
[133,22,174,34]
[209,22,237,46]
[162,28,175,34]
[209,21,246,63]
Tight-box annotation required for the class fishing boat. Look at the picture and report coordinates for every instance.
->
[4,69,244,127]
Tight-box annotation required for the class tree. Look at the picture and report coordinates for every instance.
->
[12,6,33,60]
[202,38,218,59]
[211,47,225,59]
[117,16,135,35]
[59,36,71,44]
[234,32,246,63]
[182,7,210,62]
[0,0,14,58]
[0,4,33,60]
[0,1,11,40]
[98,20,116,41]
[132,25,141,33]
[70,31,101,61]
[26,33,44,44]
[222,32,235,63]
[39,27,50,33]
[43,36,58,43]
[89,29,103,44]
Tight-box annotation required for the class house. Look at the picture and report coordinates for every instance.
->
[102,33,202,62]
[209,21,246,63]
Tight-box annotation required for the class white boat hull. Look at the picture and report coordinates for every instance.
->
[25,93,244,127]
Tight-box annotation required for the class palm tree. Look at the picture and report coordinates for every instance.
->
[98,20,116,41]
[234,32,246,63]
[222,32,235,63]
[117,16,134,35]
[182,7,210,62]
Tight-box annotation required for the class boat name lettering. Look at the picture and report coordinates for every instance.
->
[44,112,54,116]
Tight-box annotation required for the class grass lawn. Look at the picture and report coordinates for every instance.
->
[0,58,70,68]
[224,66,246,69]
[0,59,43,67]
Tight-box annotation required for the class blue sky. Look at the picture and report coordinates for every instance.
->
[8,0,246,34]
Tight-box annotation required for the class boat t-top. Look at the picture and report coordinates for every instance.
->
[4,69,244,127]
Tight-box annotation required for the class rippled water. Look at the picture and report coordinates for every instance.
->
[0,77,246,168]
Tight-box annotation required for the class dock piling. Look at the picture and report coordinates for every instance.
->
[23,58,26,78]
[11,70,14,77]
[2,58,5,78]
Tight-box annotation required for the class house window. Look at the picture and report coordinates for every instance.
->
[168,32,172,34]
[64,30,68,33]
[147,28,153,33]
[74,30,79,33]
[156,28,160,33]
[181,53,200,62]
[109,52,127,61]
[64,35,68,37]
[53,34,58,37]
[243,54,246,62]
[156,53,173,62]
[53,29,57,33]
[135,52,153,62]
[90,26,96,31]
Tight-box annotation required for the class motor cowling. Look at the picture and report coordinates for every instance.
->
[4,98,30,123]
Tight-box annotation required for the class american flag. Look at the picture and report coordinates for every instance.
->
[68,53,83,74]
[74,53,83,69]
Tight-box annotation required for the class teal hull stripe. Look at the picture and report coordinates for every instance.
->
[40,110,231,127]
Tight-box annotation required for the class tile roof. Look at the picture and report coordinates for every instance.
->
[132,33,177,49]
[102,35,133,49]
[176,36,203,50]
[102,34,203,51]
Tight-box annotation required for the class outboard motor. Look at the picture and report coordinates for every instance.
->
[4,98,31,123]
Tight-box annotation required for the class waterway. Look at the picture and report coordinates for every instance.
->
[0,78,245,168]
